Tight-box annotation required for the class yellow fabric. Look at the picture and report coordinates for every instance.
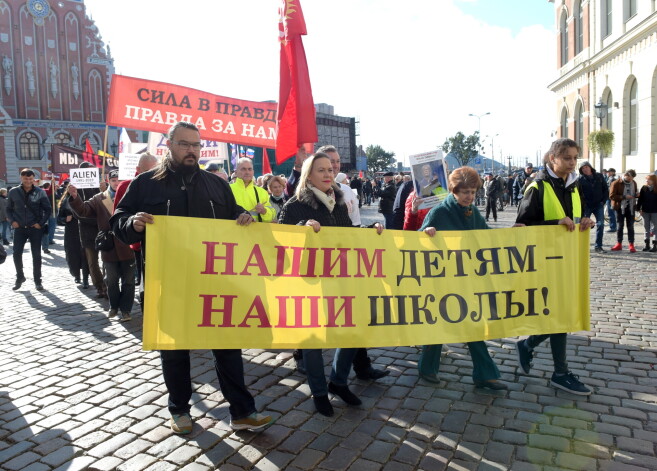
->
[230,178,275,222]
[526,181,582,221]
[143,216,591,350]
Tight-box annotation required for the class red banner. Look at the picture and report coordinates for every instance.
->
[106,75,278,149]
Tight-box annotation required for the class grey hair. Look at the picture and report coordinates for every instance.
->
[235,157,253,169]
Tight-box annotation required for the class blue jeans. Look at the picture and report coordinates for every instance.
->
[583,204,604,249]
[0,221,10,241]
[47,216,56,243]
[13,226,43,282]
[104,259,136,313]
[606,199,616,230]
[160,349,256,419]
[302,348,356,396]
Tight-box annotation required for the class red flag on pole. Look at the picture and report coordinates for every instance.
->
[262,148,273,175]
[275,0,317,164]
[85,139,94,154]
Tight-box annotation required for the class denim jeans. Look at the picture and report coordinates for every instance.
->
[47,216,56,243]
[13,226,43,282]
[525,333,568,375]
[418,342,500,382]
[160,349,256,420]
[104,259,136,312]
[302,348,356,396]
[606,199,616,230]
[583,204,605,248]
[0,221,10,241]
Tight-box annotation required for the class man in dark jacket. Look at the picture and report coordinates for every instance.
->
[110,121,273,435]
[7,168,51,290]
[68,170,135,321]
[379,172,397,228]
[578,161,608,253]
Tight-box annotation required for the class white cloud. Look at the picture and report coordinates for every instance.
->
[86,0,556,167]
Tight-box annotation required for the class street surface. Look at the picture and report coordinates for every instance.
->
[1,201,656,470]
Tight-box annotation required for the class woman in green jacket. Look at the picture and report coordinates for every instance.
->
[418,166,506,390]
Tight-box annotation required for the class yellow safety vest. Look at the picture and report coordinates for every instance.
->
[525,180,582,222]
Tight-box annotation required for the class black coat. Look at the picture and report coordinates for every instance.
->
[110,165,247,249]
[637,186,657,213]
[279,185,352,228]
[578,171,608,209]
[378,181,397,214]
[516,169,585,226]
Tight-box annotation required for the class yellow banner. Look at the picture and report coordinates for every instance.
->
[143,216,590,350]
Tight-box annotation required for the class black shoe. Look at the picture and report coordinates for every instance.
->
[35,282,44,291]
[74,277,81,284]
[651,243,657,253]
[2,239,8,245]
[355,367,390,381]
[312,395,334,417]
[83,281,89,289]
[516,339,533,375]
[474,379,508,390]
[13,277,26,290]
[43,249,50,254]
[328,382,361,406]
[293,350,306,375]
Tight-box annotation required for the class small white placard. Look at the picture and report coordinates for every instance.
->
[118,153,141,180]
[70,167,99,189]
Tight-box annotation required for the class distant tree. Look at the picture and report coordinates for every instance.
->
[441,131,482,168]
[366,145,396,173]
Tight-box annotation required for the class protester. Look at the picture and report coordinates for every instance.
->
[278,152,383,416]
[111,121,273,434]
[335,173,361,226]
[578,161,608,253]
[73,161,105,298]
[483,173,500,222]
[57,192,89,287]
[363,178,373,206]
[350,174,363,208]
[266,175,287,222]
[419,166,507,390]
[0,188,10,245]
[40,181,57,251]
[391,177,414,229]
[68,170,135,321]
[637,174,657,252]
[609,169,639,252]
[378,171,397,228]
[403,190,429,231]
[205,162,228,181]
[513,163,533,204]
[231,158,275,223]
[605,168,618,232]
[7,168,51,291]
[515,138,595,395]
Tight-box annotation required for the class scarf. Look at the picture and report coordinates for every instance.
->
[309,184,336,213]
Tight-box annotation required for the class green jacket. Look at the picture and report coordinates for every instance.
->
[420,193,488,231]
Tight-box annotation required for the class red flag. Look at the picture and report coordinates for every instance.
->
[275,0,317,164]
[359,170,363,178]
[85,139,94,154]
[57,173,69,185]
[262,148,273,175]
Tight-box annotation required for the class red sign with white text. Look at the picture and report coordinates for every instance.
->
[106,75,278,148]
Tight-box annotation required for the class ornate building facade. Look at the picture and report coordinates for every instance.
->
[0,0,114,185]
[548,0,657,173]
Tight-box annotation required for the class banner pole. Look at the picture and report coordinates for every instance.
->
[51,175,56,217]
[101,124,109,181]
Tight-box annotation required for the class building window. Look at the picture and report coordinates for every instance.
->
[560,11,568,66]
[575,102,583,151]
[624,0,637,22]
[19,132,41,160]
[560,108,569,138]
[629,79,638,153]
[604,91,613,130]
[575,1,583,54]
[602,0,612,37]
[54,132,71,145]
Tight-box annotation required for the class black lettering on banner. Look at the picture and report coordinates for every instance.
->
[421,250,445,278]
[397,250,421,286]
[151,90,164,104]
[410,294,437,325]
[215,102,229,114]
[503,290,525,318]
[475,247,503,276]
[137,88,149,101]
[198,98,210,111]
[368,296,408,326]
[505,245,537,273]
[230,104,242,116]
[473,291,500,321]
[438,293,468,323]
[179,95,191,109]
[447,249,471,277]
[264,109,277,123]
[240,107,253,119]
[254,108,264,120]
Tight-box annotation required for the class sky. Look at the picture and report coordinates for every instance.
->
[84,0,558,167]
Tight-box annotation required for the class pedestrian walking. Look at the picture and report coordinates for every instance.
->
[610,170,639,252]
[111,121,274,435]
[637,174,657,252]
[515,138,595,395]
[578,161,608,253]
[6,168,51,291]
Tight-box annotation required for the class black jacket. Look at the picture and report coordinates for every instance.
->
[516,169,584,226]
[578,168,608,209]
[7,185,51,228]
[279,185,352,228]
[378,181,397,214]
[110,165,247,249]
[637,186,657,213]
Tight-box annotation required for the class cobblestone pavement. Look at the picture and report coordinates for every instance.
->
[1,202,656,471]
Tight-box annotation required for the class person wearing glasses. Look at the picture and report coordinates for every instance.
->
[111,121,274,435]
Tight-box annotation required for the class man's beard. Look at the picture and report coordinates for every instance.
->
[172,154,199,175]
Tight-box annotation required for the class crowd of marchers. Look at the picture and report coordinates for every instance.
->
[2,121,657,436]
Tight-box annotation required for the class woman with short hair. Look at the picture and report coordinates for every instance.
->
[419,166,507,390]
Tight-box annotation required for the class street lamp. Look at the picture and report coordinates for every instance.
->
[507,155,512,172]
[469,112,490,172]
[110,142,118,156]
[486,133,500,173]
[594,98,607,128]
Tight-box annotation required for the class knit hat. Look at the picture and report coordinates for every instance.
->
[579,161,592,170]
[335,172,348,184]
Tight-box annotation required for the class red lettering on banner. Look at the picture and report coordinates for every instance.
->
[238,296,273,328]
[239,244,271,276]
[273,246,303,277]
[200,242,237,275]
[198,294,237,327]
[325,296,356,327]
[275,296,321,328]
[321,248,350,278]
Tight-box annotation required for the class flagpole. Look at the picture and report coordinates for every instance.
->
[101,124,109,181]
[225,145,232,176]
[51,175,56,218]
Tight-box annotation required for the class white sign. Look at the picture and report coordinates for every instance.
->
[147,132,229,167]
[70,167,99,189]
[118,153,141,180]
[409,150,449,211]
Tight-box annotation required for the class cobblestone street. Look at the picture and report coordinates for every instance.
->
[1,204,656,471]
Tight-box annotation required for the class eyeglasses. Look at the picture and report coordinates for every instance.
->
[172,140,204,150]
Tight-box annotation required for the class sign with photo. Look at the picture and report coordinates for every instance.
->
[409,150,449,211]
